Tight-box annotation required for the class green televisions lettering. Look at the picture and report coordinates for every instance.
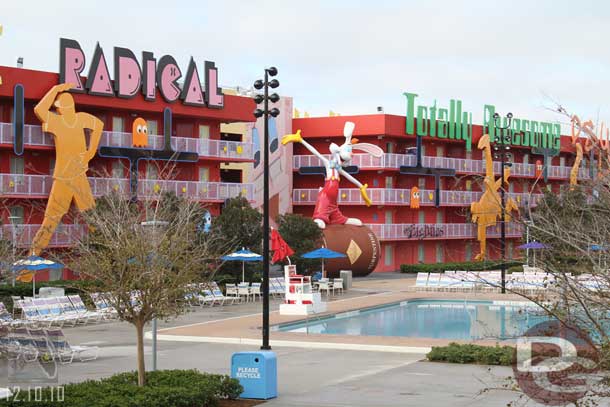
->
[483,104,560,150]
[404,92,560,152]
[403,92,473,151]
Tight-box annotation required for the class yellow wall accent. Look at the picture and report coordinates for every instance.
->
[470,134,519,261]
[27,83,103,258]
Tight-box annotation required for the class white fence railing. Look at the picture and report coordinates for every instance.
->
[292,187,543,207]
[366,222,522,241]
[0,224,87,248]
[0,122,253,160]
[293,153,589,180]
[0,174,253,201]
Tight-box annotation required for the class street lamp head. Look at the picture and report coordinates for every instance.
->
[266,67,278,77]
[268,79,280,89]
[269,108,280,117]
[253,79,264,90]
[253,108,264,118]
[253,94,264,104]
[269,93,280,103]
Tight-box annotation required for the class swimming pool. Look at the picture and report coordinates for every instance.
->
[274,299,550,340]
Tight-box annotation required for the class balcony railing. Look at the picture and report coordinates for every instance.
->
[0,122,253,160]
[0,224,86,248]
[293,153,589,181]
[0,174,253,201]
[292,187,543,207]
[366,222,523,241]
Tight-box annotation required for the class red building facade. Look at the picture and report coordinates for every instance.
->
[291,113,581,272]
[0,64,255,279]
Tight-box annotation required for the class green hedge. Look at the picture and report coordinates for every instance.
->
[400,260,523,274]
[427,343,514,366]
[0,369,242,407]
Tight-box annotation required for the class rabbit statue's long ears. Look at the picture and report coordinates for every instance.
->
[352,143,384,158]
[343,121,356,143]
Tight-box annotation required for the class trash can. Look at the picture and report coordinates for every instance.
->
[231,351,277,399]
[340,270,353,289]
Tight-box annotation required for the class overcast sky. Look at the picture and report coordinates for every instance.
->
[1,0,608,132]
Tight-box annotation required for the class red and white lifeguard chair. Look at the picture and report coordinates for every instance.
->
[279,265,327,315]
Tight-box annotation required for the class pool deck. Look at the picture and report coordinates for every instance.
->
[155,275,529,353]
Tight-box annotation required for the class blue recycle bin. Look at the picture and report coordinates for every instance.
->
[231,351,277,399]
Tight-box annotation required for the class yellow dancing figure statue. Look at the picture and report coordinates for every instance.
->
[470,134,519,261]
[29,83,103,256]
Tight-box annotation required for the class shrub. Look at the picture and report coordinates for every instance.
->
[0,369,242,407]
[427,343,514,366]
[400,260,523,274]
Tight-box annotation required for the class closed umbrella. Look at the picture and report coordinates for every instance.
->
[221,248,263,282]
[301,247,347,278]
[271,229,294,264]
[12,256,64,297]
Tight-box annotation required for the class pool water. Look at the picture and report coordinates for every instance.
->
[274,300,550,340]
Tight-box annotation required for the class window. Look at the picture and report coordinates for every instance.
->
[384,244,393,266]
[49,158,55,175]
[373,179,379,187]
[385,143,394,154]
[507,241,514,260]
[112,117,124,145]
[436,146,444,157]
[418,243,425,263]
[466,151,472,160]
[560,156,566,167]
[199,167,210,183]
[10,156,24,174]
[418,177,425,189]
[465,242,472,261]
[435,243,443,263]
[112,161,123,178]
[9,206,24,224]
[436,211,444,224]
[420,145,426,156]
[385,210,393,224]
[385,176,393,189]
[508,182,514,193]
[523,154,529,165]
[177,123,193,138]
[522,181,529,193]
[465,180,472,191]
[146,163,158,180]
[372,213,378,222]
[199,125,210,139]
[418,211,425,224]
[147,120,158,136]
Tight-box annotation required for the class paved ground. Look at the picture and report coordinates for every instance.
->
[0,273,562,406]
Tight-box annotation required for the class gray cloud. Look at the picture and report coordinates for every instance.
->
[1,0,608,132]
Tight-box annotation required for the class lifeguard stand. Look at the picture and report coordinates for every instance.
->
[279,265,326,315]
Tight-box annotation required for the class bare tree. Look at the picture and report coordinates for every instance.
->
[65,190,223,386]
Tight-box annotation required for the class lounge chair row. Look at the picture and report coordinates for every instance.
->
[13,296,110,327]
[184,282,241,306]
[0,325,98,364]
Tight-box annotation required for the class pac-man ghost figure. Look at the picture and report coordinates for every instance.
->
[132,117,148,147]
[535,159,543,179]
[410,186,420,209]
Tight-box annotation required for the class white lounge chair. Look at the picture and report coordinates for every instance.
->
[45,328,99,364]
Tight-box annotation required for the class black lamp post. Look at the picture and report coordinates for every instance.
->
[253,67,280,350]
[492,112,513,294]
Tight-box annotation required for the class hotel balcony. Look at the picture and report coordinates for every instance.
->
[0,122,253,161]
[0,174,253,202]
[292,153,589,181]
[1,223,86,248]
[367,222,523,241]
[292,188,543,207]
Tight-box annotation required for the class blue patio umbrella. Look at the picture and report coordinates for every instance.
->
[12,255,63,297]
[517,242,549,250]
[301,247,347,278]
[221,248,263,282]
[589,245,606,252]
